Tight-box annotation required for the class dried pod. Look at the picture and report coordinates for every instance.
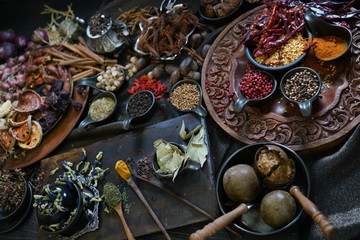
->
[169,69,181,86]
[189,33,202,49]
[165,64,179,75]
[179,57,194,75]
[201,44,211,58]
[186,71,201,81]
[135,57,149,70]
[153,65,164,79]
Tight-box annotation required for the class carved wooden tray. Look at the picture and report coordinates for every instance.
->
[202,5,360,154]
[4,88,89,170]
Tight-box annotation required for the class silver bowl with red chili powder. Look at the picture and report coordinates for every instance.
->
[234,67,277,112]
[280,67,321,118]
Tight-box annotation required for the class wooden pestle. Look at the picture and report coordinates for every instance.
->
[290,186,337,239]
[189,203,248,240]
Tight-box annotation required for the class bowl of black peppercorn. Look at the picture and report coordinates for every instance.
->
[280,67,322,118]
[118,90,156,130]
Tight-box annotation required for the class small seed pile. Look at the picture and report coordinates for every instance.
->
[89,97,116,121]
[88,12,111,36]
[283,70,320,102]
[96,65,125,91]
[127,91,153,117]
[0,173,25,213]
[239,69,274,99]
[170,83,200,111]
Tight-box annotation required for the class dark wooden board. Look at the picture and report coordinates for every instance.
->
[37,113,217,239]
[201,5,360,154]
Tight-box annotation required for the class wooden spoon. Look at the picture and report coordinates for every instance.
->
[189,203,248,240]
[103,182,135,240]
[115,160,171,240]
[113,201,135,240]
[290,186,337,239]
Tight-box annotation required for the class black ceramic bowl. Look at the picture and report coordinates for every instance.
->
[244,28,311,72]
[152,141,201,179]
[0,173,33,233]
[280,67,322,118]
[234,70,277,112]
[0,174,29,222]
[36,181,88,237]
[170,79,208,118]
[199,0,244,25]
[216,142,310,236]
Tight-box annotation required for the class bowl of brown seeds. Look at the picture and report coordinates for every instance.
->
[169,79,207,118]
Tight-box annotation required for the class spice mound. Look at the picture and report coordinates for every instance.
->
[96,66,125,91]
[254,145,295,188]
[103,182,123,209]
[239,67,274,99]
[127,91,153,117]
[89,97,116,121]
[0,172,25,213]
[88,12,111,36]
[255,34,307,67]
[283,69,320,102]
[313,36,347,61]
[170,83,200,111]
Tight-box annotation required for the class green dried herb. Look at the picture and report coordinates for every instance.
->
[103,182,122,208]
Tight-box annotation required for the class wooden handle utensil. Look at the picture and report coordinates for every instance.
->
[290,186,337,239]
[189,203,248,240]
[113,202,135,240]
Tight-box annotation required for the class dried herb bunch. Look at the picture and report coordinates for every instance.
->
[0,172,25,213]
[137,5,202,59]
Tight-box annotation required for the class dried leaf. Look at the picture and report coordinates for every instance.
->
[153,139,186,181]
[179,120,203,140]
[185,127,208,167]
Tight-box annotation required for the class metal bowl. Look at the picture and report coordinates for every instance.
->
[216,142,310,236]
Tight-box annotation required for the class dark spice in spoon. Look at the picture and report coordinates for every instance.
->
[127,91,153,117]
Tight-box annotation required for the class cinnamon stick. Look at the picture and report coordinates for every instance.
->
[72,69,96,81]
[74,44,105,65]
[58,58,94,66]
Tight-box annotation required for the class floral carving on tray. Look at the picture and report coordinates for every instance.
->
[202,6,360,153]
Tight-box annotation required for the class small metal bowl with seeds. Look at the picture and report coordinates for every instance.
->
[280,67,322,118]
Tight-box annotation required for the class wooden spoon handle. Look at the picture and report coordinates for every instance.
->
[114,205,135,240]
[127,177,171,240]
[290,186,337,239]
[189,203,248,240]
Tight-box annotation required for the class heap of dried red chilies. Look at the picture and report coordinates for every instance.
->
[127,75,167,99]
[243,3,306,57]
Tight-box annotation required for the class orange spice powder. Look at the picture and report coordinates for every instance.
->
[313,36,347,61]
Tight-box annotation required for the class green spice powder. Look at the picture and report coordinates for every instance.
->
[103,182,122,208]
